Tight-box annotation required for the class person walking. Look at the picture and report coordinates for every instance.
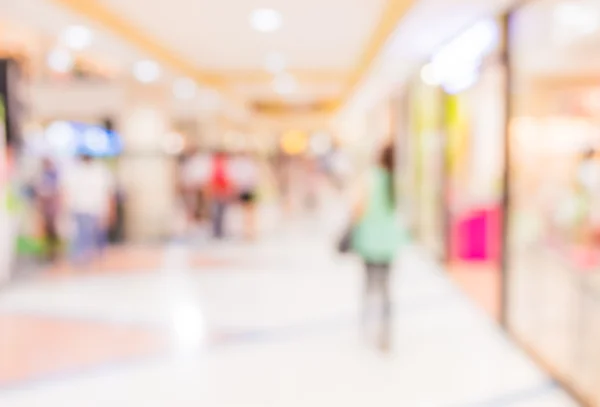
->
[208,151,232,239]
[351,144,403,352]
[230,152,260,240]
[36,157,61,262]
[62,154,115,267]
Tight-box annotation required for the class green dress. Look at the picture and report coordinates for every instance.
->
[351,168,403,264]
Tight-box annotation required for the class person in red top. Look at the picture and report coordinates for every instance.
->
[209,150,232,239]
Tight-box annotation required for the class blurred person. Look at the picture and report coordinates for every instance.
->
[62,154,115,267]
[208,150,232,239]
[303,158,319,213]
[230,152,260,240]
[35,157,61,261]
[350,144,403,352]
[180,147,211,231]
[575,148,600,246]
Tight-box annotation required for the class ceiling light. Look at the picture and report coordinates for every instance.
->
[273,73,297,95]
[173,77,197,100]
[133,59,161,83]
[62,25,93,50]
[265,52,286,73]
[250,8,282,33]
[47,49,74,73]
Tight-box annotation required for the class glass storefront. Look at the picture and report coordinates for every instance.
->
[407,18,507,318]
[407,79,445,259]
[508,0,600,402]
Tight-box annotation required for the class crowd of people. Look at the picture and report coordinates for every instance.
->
[24,139,400,352]
[24,154,117,268]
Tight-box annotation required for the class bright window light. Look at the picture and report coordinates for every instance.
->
[265,52,286,73]
[430,19,499,93]
[173,77,197,100]
[83,127,110,154]
[133,60,161,83]
[47,49,74,73]
[273,73,297,95]
[45,121,77,154]
[250,8,282,33]
[420,63,439,86]
[62,25,93,50]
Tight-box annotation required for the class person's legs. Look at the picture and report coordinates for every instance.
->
[375,263,392,351]
[242,192,257,240]
[93,216,107,264]
[362,262,378,333]
[42,214,59,262]
[71,213,94,267]
[212,200,227,239]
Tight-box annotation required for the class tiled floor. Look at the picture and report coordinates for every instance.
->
[0,211,578,406]
[450,261,502,320]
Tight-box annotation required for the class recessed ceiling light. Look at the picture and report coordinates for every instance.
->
[173,77,197,100]
[133,59,161,83]
[250,8,282,33]
[265,52,286,73]
[47,49,74,73]
[273,73,297,95]
[62,25,93,50]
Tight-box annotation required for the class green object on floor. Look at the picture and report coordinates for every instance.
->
[16,236,46,256]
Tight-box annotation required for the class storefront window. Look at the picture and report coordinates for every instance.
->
[434,18,506,319]
[509,0,600,402]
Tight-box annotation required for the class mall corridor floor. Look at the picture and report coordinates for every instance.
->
[0,215,578,406]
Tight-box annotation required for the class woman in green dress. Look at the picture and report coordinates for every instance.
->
[351,144,402,351]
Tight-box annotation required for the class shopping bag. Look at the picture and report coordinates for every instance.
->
[337,224,354,254]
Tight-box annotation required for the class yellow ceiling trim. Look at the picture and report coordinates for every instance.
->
[336,0,415,111]
[50,0,222,87]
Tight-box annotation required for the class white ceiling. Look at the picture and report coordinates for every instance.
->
[95,0,388,70]
[0,0,141,70]
[0,0,391,107]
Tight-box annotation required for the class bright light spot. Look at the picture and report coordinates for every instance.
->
[83,127,109,154]
[61,25,93,50]
[250,8,282,33]
[163,131,185,155]
[47,49,74,73]
[273,73,297,95]
[133,59,161,83]
[443,67,479,94]
[45,121,77,154]
[420,63,439,86]
[281,129,308,155]
[430,19,498,93]
[173,77,197,100]
[265,52,286,73]
[170,302,205,354]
